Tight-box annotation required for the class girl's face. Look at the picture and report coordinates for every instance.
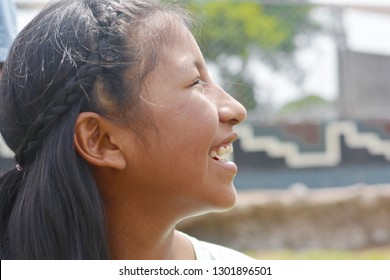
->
[119,24,246,217]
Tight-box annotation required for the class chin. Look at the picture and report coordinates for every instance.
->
[183,177,238,217]
[185,191,237,220]
[208,182,238,212]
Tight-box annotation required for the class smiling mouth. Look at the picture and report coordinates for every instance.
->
[209,143,233,161]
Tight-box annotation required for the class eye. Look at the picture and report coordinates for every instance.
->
[191,79,207,87]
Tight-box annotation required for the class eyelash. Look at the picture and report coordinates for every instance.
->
[192,79,207,87]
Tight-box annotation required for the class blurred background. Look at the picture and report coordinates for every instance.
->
[1,0,390,259]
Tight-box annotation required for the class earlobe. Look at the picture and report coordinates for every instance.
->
[74,112,126,170]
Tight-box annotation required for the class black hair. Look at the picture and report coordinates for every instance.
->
[0,0,190,259]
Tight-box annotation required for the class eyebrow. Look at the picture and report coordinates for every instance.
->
[178,60,202,74]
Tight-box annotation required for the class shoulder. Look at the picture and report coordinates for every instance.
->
[180,232,254,260]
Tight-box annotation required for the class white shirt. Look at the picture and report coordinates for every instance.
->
[182,233,253,260]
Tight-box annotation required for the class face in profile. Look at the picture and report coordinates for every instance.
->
[115,22,247,218]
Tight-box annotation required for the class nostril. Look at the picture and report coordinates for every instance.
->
[231,103,247,125]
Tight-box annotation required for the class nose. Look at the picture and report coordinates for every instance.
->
[217,86,247,126]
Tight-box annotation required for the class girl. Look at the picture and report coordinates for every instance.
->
[0,0,248,259]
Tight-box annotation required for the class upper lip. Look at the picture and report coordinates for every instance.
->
[210,132,238,150]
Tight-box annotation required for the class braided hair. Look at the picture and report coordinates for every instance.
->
[0,0,190,259]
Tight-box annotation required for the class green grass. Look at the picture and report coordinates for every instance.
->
[248,246,390,260]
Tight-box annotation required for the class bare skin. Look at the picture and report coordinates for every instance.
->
[74,22,246,260]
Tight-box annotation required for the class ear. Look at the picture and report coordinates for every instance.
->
[74,112,126,170]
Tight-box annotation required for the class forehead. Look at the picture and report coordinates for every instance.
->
[158,24,204,72]
[136,12,200,65]
[140,25,205,98]
[141,10,193,47]
[137,12,206,89]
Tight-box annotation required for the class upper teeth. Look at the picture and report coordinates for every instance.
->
[209,143,233,159]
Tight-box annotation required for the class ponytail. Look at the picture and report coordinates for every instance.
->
[0,102,109,259]
[0,168,23,259]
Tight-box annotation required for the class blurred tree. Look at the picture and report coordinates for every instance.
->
[169,0,321,110]
[279,94,331,114]
[277,94,336,122]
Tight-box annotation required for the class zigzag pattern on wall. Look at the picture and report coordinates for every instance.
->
[236,121,390,168]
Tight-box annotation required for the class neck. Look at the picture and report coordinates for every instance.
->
[94,168,201,260]
[104,196,195,260]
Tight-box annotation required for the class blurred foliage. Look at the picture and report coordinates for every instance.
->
[177,0,322,110]
[190,1,318,65]
[279,94,331,114]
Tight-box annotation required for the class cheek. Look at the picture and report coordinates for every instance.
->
[165,97,217,148]
[151,96,218,169]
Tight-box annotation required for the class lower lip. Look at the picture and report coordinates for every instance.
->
[211,158,238,172]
